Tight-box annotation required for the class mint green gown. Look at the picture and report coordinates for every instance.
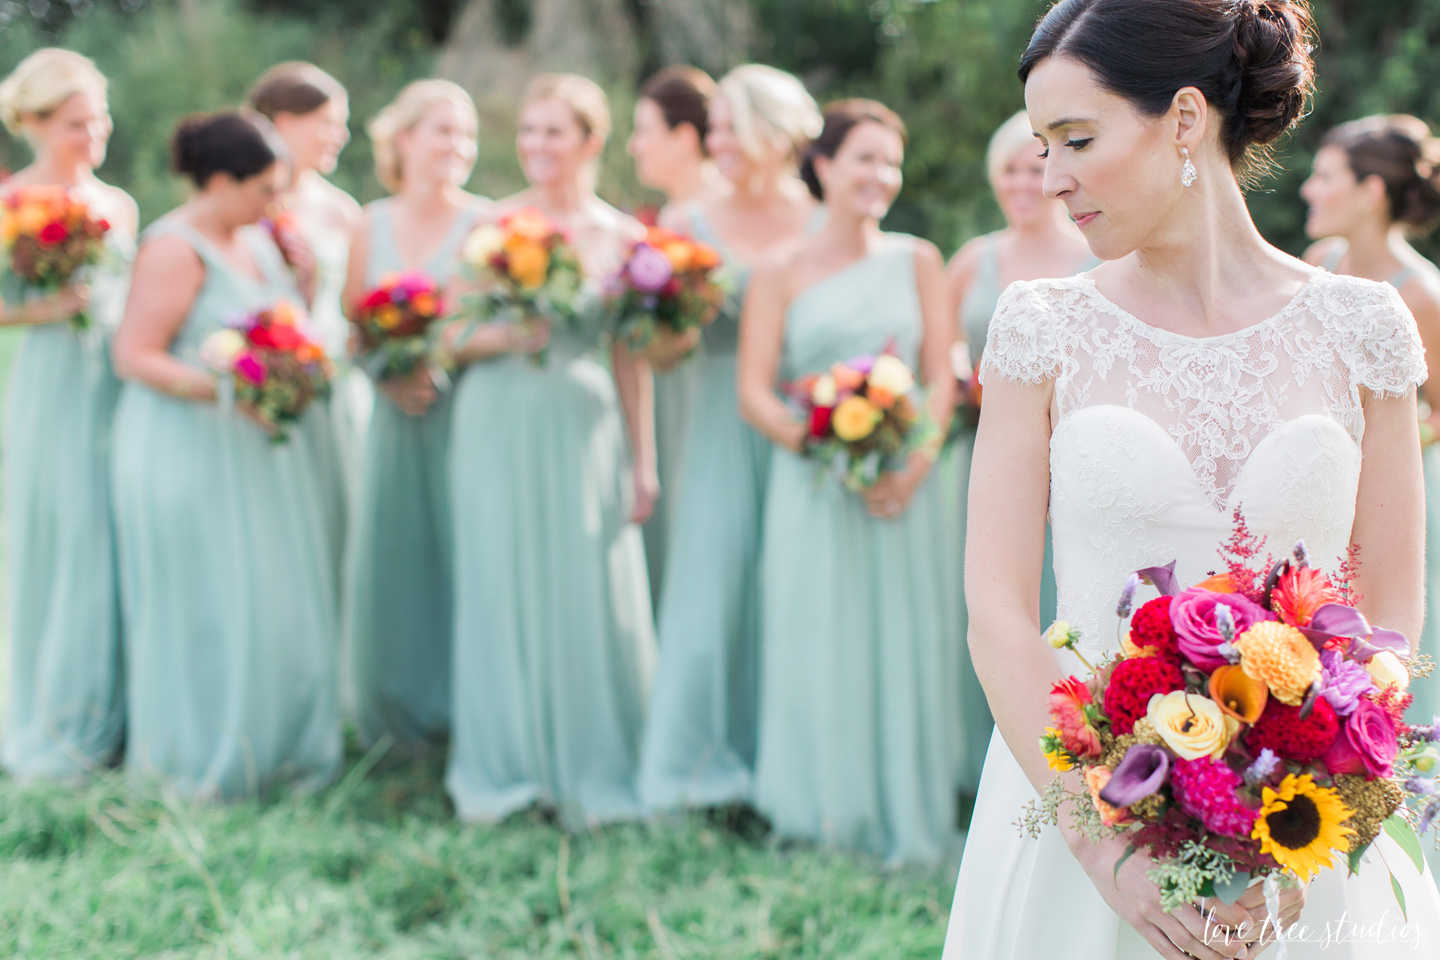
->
[753,236,963,866]
[1,234,130,781]
[446,284,655,827]
[637,210,769,810]
[111,221,340,798]
[641,359,697,612]
[346,198,480,749]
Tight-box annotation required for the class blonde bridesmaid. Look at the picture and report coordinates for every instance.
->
[344,80,487,751]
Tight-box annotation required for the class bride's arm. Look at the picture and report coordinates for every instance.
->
[1351,389,1425,644]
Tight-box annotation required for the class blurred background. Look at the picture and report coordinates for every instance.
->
[2,0,1437,259]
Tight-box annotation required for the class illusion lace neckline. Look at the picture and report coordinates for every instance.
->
[1076,271,1323,344]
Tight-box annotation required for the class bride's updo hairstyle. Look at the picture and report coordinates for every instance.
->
[1321,114,1440,235]
[1019,0,1316,186]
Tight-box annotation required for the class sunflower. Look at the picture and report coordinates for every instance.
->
[1251,773,1355,881]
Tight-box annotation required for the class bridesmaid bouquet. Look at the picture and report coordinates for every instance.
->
[460,207,583,366]
[0,185,111,330]
[352,271,449,379]
[606,226,725,350]
[200,299,333,444]
[785,345,933,491]
[1028,512,1440,921]
[259,208,302,270]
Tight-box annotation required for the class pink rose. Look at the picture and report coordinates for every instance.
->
[235,353,267,385]
[1321,697,1398,779]
[1170,588,1272,671]
[626,243,674,294]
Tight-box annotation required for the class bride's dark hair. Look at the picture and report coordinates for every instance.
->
[1018,0,1316,186]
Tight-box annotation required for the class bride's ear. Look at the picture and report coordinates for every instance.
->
[1168,86,1209,157]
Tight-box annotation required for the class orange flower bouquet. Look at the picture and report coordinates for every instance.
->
[200,300,333,444]
[0,185,111,330]
[460,207,583,366]
[606,226,725,350]
[352,270,449,379]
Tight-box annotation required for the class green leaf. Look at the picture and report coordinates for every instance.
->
[1211,870,1252,906]
[1383,815,1425,875]
[1391,870,1408,922]
[1348,841,1371,876]
[1113,843,1136,883]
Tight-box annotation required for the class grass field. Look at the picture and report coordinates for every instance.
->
[0,327,958,959]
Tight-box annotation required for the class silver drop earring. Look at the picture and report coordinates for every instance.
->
[1181,147,1198,187]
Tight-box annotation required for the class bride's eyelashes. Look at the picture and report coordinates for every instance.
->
[1039,138,1092,159]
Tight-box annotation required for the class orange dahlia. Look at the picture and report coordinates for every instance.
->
[1234,621,1322,706]
[1271,566,1339,628]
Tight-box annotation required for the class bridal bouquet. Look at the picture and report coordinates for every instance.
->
[0,185,111,330]
[200,299,333,444]
[785,344,935,491]
[352,270,448,379]
[1029,513,1440,919]
[606,226,725,350]
[460,207,583,366]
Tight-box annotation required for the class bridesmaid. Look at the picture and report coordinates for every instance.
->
[247,62,365,560]
[443,73,656,826]
[625,65,726,610]
[111,111,339,797]
[344,80,486,751]
[943,111,1095,796]
[0,49,136,782]
[737,100,960,865]
[1300,115,1440,871]
[637,64,821,812]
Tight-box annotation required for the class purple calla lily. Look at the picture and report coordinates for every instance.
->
[1099,743,1171,807]
[1135,561,1179,597]
[1300,603,1411,660]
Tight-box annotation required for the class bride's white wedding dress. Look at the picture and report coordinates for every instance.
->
[943,270,1440,958]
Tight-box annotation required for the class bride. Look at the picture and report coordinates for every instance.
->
[944,0,1440,958]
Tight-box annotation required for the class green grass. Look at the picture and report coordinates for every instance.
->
[0,326,955,958]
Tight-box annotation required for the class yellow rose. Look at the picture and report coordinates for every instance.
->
[506,240,551,291]
[1366,651,1410,691]
[1045,620,1076,650]
[832,395,881,442]
[463,224,505,265]
[868,354,916,395]
[1146,690,1240,761]
[811,373,838,406]
[198,328,247,370]
[375,304,402,330]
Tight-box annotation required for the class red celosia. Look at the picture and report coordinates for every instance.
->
[1170,757,1260,838]
[1103,656,1185,736]
[1129,596,1180,659]
[1245,698,1340,764]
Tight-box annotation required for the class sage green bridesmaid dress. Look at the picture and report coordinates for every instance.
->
[111,220,340,798]
[1,231,130,782]
[642,356,697,611]
[346,197,480,749]
[446,284,656,827]
[637,209,768,811]
[753,235,963,866]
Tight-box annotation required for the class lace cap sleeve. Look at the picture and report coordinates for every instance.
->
[977,280,1065,386]
[1327,274,1427,398]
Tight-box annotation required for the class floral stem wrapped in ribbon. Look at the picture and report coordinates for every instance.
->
[459,207,583,367]
[606,226,725,352]
[784,342,938,491]
[1027,511,1440,918]
[199,299,333,444]
[351,270,449,379]
[0,185,111,330]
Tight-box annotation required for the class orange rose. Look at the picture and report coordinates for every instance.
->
[661,242,694,273]
[506,240,551,290]
[504,208,556,245]
[868,385,897,410]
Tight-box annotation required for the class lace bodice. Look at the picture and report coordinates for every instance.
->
[980,271,1426,648]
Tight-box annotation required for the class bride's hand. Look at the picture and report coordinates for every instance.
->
[1071,833,1258,960]
[1219,879,1307,955]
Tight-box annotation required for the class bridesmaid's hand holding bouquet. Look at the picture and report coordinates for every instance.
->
[352,270,450,380]
[0,185,110,330]
[460,207,583,367]
[200,299,333,443]
[607,226,725,370]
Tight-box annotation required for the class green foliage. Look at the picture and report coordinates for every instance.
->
[0,746,952,959]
